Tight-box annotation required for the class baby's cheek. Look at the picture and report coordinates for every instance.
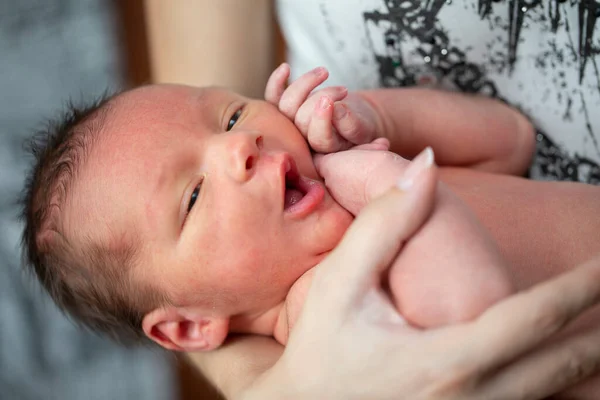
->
[319,202,354,252]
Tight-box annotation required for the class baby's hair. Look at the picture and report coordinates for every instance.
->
[20,92,165,345]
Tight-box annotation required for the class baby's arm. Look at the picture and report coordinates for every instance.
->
[265,65,535,175]
[352,89,536,175]
[315,147,515,328]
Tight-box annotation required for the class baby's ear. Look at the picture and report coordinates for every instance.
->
[142,307,229,352]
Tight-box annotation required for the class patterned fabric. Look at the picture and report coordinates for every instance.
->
[0,1,174,399]
[277,0,600,183]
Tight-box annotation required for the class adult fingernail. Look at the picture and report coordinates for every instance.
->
[397,147,434,191]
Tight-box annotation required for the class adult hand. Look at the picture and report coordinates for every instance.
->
[244,158,600,400]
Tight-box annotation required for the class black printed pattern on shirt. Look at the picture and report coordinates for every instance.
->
[352,0,600,183]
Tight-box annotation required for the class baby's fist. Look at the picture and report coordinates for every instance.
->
[314,140,412,216]
[308,92,380,153]
[265,64,380,153]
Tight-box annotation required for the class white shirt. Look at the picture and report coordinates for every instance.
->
[277,0,600,183]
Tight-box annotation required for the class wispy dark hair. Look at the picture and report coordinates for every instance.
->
[20,93,164,344]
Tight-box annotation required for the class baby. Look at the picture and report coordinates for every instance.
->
[22,66,599,357]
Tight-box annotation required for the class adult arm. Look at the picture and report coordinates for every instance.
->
[144,0,275,97]
[242,160,600,400]
[185,335,282,400]
[186,157,600,399]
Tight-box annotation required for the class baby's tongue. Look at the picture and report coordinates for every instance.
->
[284,188,304,209]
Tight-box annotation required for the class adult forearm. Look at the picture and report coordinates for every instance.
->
[185,335,283,399]
[144,0,275,97]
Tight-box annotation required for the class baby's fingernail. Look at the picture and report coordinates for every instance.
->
[313,66,327,77]
[372,137,390,149]
[276,62,289,73]
[397,147,435,191]
[318,96,331,110]
[333,103,347,119]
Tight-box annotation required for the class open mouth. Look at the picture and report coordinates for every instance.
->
[281,154,326,218]
[283,158,305,209]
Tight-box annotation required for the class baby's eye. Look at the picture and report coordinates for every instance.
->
[187,182,202,213]
[227,109,242,131]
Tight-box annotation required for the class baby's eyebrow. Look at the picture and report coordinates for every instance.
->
[152,160,170,200]
[194,87,241,125]
[144,158,171,230]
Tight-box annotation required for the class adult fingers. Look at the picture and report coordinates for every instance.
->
[466,255,600,376]
[278,66,329,119]
[264,62,290,104]
[471,327,600,400]
[313,148,437,296]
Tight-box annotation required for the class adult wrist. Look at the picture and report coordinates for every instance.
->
[236,360,311,400]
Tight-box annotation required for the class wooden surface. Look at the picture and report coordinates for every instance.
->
[114,0,151,86]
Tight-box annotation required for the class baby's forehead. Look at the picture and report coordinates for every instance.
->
[102,84,238,139]
[113,84,237,114]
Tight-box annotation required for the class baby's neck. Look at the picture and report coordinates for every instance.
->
[229,268,317,345]
[229,268,314,345]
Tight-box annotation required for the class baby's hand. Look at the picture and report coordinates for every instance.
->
[264,63,380,153]
[314,142,426,216]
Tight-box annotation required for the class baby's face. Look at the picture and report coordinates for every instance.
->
[72,84,352,317]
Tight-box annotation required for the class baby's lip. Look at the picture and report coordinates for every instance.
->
[280,153,325,218]
[281,153,299,188]
[280,153,299,205]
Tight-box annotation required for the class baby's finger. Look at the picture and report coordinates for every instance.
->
[309,86,349,103]
[351,138,390,151]
[308,96,351,153]
[264,63,291,105]
[332,103,372,144]
[466,255,600,376]
[278,66,329,120]
[294,86,348,133]
[471,327,600,400]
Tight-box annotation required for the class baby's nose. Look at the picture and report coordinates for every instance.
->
[226,132,263,182]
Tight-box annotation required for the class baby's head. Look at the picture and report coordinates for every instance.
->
[22,84,352,351]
